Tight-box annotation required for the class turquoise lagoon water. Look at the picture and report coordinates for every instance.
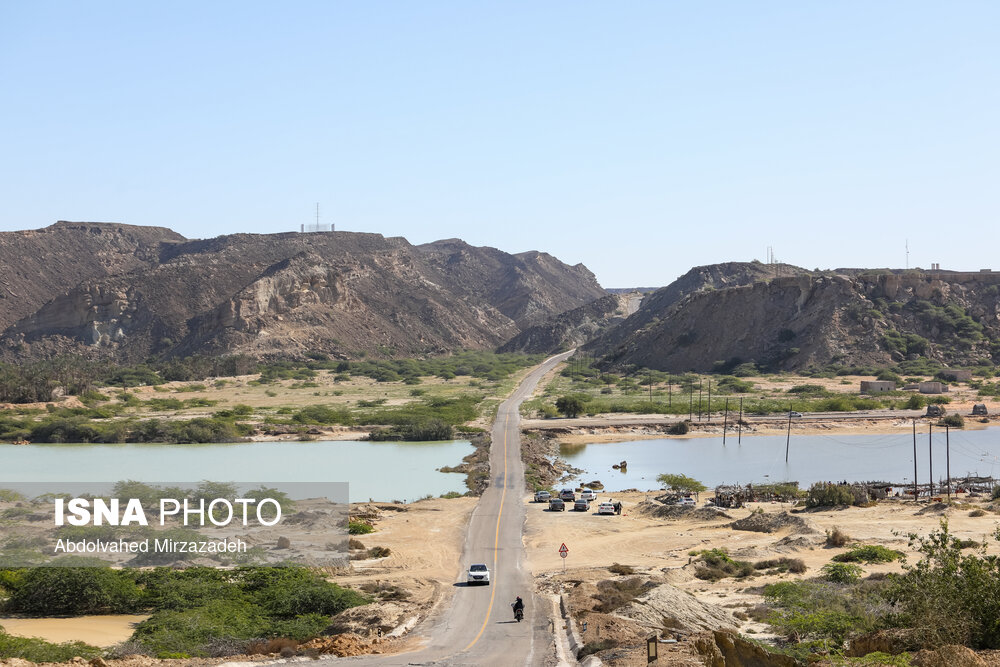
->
[0,439,473,502]
[560,426,1000,492]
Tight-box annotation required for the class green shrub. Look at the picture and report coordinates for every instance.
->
[0,631,101,662]
[822,562,863,584]
[2,568,143,615]
[940,414,964,428]
[348,520,373,535]
[833,545,904,564]
[807,483,857,508]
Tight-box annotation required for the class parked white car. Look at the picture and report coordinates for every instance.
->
[597,502,616,515]
[580,489,597,502]
[677,497,696,506]
[467,563,490,585]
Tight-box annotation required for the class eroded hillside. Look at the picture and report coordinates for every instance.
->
[0,223,605,362]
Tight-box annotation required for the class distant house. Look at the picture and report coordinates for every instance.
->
[939,369,973,382]
[973,404,989,416]
[919,381,948,394]
[861,381,895,394]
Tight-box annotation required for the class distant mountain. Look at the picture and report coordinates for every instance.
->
[589,266,1000,372]
[497,294,628,354]
[0,223,606,362]
[417,239,604,328]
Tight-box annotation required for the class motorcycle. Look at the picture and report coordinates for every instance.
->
[512,604,524,622]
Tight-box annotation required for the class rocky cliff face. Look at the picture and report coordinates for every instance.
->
[592,269,1000,372]
[0,221,183,331]
[418,239,605,328]
[0,225,604,362]
[498,294,628,354]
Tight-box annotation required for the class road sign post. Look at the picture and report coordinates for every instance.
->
[559,543,568,571]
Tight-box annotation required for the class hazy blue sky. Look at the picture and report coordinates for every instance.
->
[2,2,997,287]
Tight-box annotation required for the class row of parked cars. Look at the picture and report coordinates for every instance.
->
[533,489,617,514]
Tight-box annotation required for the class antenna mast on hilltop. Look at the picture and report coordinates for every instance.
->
[905,239,909,269]
[316,203,320,227]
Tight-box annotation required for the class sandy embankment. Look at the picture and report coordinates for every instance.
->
[0,615,147,647]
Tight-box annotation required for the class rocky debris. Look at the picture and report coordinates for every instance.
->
[324,600,415,637]
[298,633,378,657]
[730,511,819,535]
[613,582,738,634]
[635,501,732,521]
[694,629,800,667]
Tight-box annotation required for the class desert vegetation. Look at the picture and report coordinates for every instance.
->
[0,566,368,660]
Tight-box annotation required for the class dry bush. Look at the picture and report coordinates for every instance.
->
[594,577,652,613]
[826,526,850,547]
[969,508,987,517]
[608,563,635,575]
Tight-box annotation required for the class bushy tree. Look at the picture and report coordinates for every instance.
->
[555,395,585,418]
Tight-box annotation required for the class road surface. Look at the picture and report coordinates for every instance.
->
[321,351,574,666]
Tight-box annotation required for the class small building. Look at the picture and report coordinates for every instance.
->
[861,381,895,394]
[972,404,989,416]
[939,369,973,382]
[919,381,948,394]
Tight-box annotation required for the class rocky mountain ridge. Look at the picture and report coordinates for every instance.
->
[591,268,1000,372]
[0,222,606,362]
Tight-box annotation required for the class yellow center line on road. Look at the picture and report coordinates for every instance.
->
[463,409,509,652]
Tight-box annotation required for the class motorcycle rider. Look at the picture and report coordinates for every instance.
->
[512,596,524,619]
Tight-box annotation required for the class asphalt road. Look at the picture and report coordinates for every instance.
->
[321,351,574,666]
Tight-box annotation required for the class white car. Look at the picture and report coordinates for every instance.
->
[580,489,597,502]
[597,502,616,515]
[677,497,696,506]
[467,563,490,585]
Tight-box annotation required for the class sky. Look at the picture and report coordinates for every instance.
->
[1,2,998,287]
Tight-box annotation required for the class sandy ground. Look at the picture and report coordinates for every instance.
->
[524,487,1000,663]
[0,615,147,647]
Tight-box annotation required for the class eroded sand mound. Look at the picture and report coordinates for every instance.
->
[730,511,819,534]
[910,644,988,667]
[635,501,732,521]
[916,502,951,516]
[613,582,738,633]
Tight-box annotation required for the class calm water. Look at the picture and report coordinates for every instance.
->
[0,440,473,503]
[561,426,1000,492]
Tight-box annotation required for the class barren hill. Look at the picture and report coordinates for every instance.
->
[0,221,184,331]
[591,268,1000,372]
[0,224,605,362]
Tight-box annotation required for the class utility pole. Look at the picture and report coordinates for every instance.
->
[648,370,652,406]
[723,398,729,445]
[689,384,693,421]
[912,420,918,502]
[668,375,672,407]
[785,405,792,463]
[698,379,703,422]
[946,425,951,501]
[738,397,743,444]
[928,423,933,498]
[707,379,712,421]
